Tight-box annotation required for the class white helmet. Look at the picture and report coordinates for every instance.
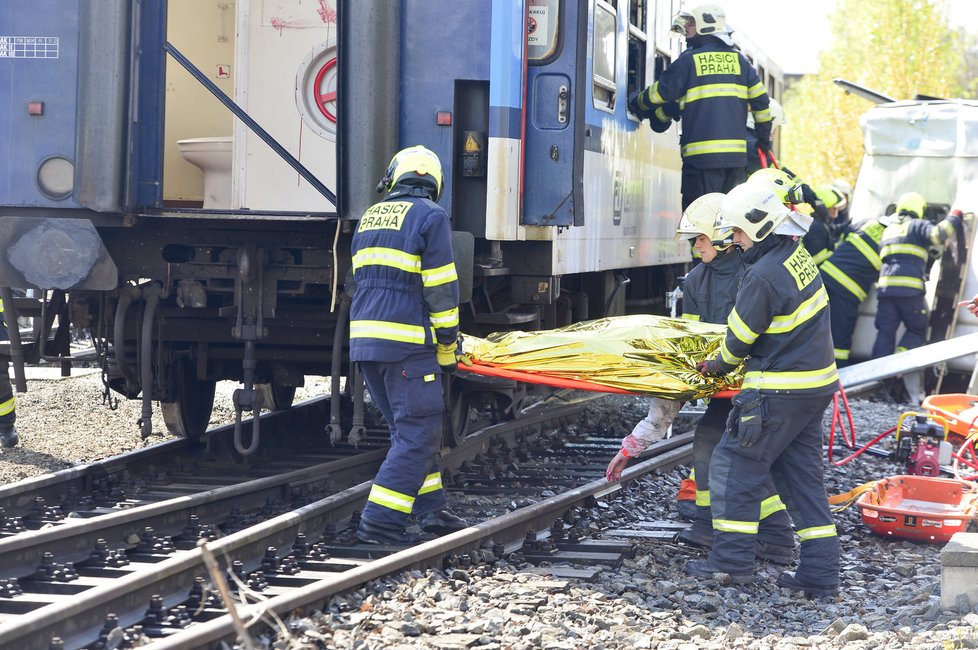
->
[717,182,793,242]
[672,4,729,37]
[675,192,733,250]
[747,98,786,130]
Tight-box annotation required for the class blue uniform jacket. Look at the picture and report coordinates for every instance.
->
[715,235,838,396]
[877,213,960,298]
[819,219,884,303]
[350,194,460,362]
[682,247,746,325]
[635,36,771,170]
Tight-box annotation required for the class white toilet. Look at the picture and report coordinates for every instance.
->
[177,136,233,209]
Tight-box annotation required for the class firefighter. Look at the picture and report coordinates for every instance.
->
[689,182,841,598]
[829,178,853,240]
[628,4,773,210]
[871,193,962,358]
[814,185,847,252]
[746,98,786,175]
[0,298,18,448]
[819,217,886,365]
[349,145,469,545]
[605,194,795,564]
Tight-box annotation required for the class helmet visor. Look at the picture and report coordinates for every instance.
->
[671,13,693,34]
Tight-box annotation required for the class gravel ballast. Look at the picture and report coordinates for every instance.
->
[4,374,978,648]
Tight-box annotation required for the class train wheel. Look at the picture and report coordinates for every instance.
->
[161,360,216,439]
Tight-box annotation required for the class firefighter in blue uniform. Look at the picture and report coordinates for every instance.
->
[820,218,886,365]
[628,4,773,210]
[349,145,468,545]
[871,192,962,358]
[0,299,18,448]
[690,182,841,598]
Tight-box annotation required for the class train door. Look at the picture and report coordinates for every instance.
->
[522,0,585,228]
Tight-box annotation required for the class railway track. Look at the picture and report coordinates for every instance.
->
[0,392,692,649]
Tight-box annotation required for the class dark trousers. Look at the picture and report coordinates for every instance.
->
[359,353,447,529]
[690,398,793,546]
[824,283,861,364]
[872,294,928,358]
[708,393,839,585]
[681,166,746,211]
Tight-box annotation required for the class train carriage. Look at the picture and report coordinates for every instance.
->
[0,0,781,448]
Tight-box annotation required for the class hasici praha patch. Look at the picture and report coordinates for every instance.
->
[357,201,412,232]
[783,244,820,291]
[692,51,740,76]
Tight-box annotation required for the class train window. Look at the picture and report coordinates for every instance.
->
[629,0,647,29]
[626,25,647,105]
[593,1,617,110]
[654,50,671,80]
[653,0,674,48]
[528,0,560,61]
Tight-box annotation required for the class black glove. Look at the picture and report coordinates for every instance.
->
[661,101,681,120]
[798,183,819,206]
[756,136,772,153]
[695,359,724,377]
[627,91,654,120]
[732,390,765,447]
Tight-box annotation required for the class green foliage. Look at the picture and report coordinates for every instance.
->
[780,0,969,187]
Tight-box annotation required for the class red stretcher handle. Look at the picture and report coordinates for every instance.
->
[460,361,738,398]
[758,147,780,170]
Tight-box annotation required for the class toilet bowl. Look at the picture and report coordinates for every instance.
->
[177,136,233,209]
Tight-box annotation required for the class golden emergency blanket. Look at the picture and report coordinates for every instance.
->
[462,314,742,400]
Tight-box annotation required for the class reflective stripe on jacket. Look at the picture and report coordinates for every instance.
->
[716,236,839,395]
[877,214,959,298]
[635,37,771,170]
[350,195,459,362]
[819,219,884,302]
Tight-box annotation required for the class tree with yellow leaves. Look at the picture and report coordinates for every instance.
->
[781,0,971,187]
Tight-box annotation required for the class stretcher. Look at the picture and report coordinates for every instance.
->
[857,475,978,543]
[460,361,738,399]
[460,314,738,401]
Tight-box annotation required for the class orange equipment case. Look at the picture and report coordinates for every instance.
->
[856,475,978,543]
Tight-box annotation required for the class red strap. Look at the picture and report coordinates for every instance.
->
[620,448,632,459]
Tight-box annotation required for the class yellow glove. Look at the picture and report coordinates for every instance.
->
[436,337,473,371]
[436,342,458,370]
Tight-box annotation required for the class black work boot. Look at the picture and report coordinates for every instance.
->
[677,525,712,548]
[756,540,794,565]
[677,499,698,520]
[355,519,419,546]
[776,572,839,598]
[420,509,468,534]
[685,559,753,584]
[0,425,19,449]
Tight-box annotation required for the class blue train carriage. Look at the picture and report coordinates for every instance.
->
[0,0,692,447]
[445,0,691,329]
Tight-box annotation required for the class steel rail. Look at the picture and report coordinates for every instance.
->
[149,434,693,650]
[0,396,336,516]
[0,397,599,649]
